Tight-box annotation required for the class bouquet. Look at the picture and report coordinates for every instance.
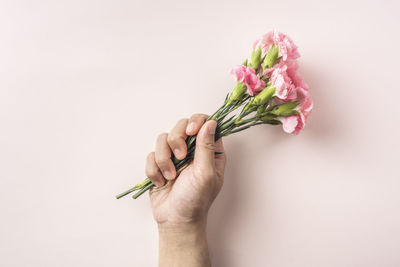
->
[116,29,313,199]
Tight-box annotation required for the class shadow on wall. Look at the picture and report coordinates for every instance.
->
[207,63,345,266]
[301,63,345,143]
[208,129,287,266]
[207,138,247,267]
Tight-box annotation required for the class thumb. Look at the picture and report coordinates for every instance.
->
[194,120,217,171]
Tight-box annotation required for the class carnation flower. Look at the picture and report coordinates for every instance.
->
[296,87,313,117]
[280,87,313,135]
[230,65,265,96]
[230,65,247,82]
[243,68,266,95]
[281,115,304,135]
[269,64,295,100]
[260,29,300,61]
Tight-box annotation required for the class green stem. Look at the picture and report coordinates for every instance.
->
[229,121,263,134]
[115,178,152,199]
[132,182,154,199]
[116,187,139,199]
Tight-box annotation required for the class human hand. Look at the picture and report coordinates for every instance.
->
[145,114,226,227]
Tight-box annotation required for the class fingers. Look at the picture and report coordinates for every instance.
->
[193,120,217,174]
[149,114,212,185]
[145,152,165,187]
[186,113,209,136]
[168,119,188,160]
[155,133,176,180]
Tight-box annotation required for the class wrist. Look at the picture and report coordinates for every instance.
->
[158,220,210,267]
[158,219,207,233]
[158,220,208,249]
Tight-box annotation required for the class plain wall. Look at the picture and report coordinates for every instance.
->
[1,0,399,266]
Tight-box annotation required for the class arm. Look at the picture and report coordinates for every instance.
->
[158,222,209,267]
[145,114,226,267]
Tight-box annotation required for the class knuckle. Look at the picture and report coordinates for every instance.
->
[178,118,188,124]
[157,132,168,142]
[167,132,182,144]
[191,113,202,118]
[146,152,155,161]
[200,114,210,120]
[199,141,216,151]
[155,156,170,169]
[192,113,208,121]
[154,155,165,166]
[146,167,158,178]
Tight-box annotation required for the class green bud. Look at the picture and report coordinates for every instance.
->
[270,102,299,116]
[262,45,280,69]
[252,84,276,106]
[257,105,266,114]
[250,47,262,70]
[227,82,247,103]
[260,114,281,125]
[242,59,248,66]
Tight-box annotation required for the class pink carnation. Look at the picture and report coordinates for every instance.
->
[281,115,304,135]
[269,64,295,100]
[280,87,313,135]
[230,65,247,82]
[259,29,300,62]
[266,60,309,102]
[296,87,313,118]
[243,68,266,95]
[230,65,265,96]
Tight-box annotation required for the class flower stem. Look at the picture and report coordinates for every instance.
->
[116,186,139,199]
[132,182,154,199]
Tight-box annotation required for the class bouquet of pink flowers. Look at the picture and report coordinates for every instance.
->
[117,29,313,199]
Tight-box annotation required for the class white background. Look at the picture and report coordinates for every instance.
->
[1,0,400,266]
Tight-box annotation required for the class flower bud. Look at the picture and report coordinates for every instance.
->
[242,59,248,67]
[257,105,266,114]
[252,84,276,106]
[227,82,247,103]
[260,114,281,125]
[270,101,299,116]
[262,44,280,69]
[250,47,262,70]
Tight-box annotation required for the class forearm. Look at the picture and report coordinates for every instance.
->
[158,221,210,267]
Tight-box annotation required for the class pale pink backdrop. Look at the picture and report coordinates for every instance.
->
[1,0,399,266]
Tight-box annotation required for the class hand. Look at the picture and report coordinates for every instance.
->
[145,114,226,267]
[146,114,226,227]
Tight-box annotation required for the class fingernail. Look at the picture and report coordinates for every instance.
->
[187,122,195,133]
[208,121,217,135]
[173,148,182,158]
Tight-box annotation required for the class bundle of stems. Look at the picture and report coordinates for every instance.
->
[116,93,288,199]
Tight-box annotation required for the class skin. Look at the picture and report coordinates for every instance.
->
[145,114,226,267]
